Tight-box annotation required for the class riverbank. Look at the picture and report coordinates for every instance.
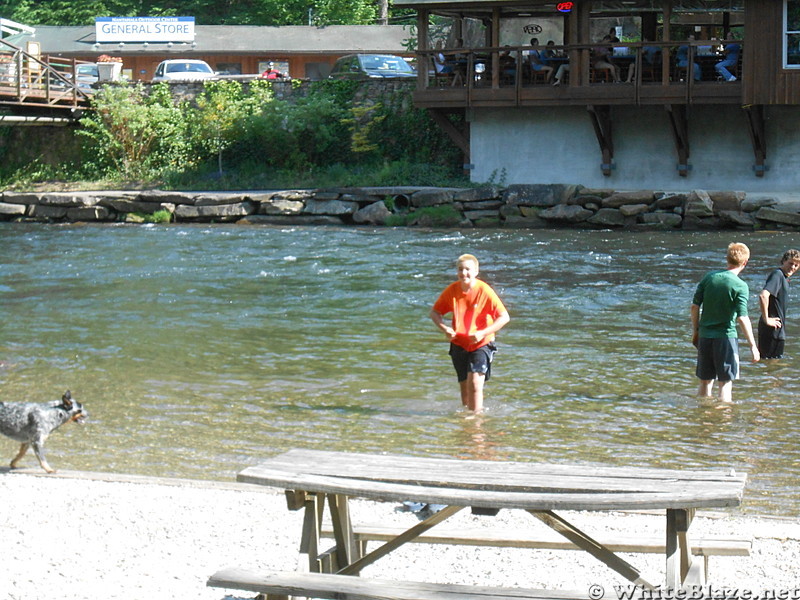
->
[2,185,800,229]
[1,469,798,600]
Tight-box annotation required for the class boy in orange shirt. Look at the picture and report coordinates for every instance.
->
[430,254,510,412]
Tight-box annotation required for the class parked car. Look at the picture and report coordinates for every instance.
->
[328,54,415,79]
[152,59,217,82]
[75,63,99,89]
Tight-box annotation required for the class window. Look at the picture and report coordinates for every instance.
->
[786,0,800,66]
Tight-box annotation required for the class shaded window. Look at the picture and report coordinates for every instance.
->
[788,0,800,66]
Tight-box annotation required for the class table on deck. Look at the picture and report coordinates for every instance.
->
[238,449,747,590]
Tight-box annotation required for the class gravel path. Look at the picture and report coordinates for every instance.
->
[1,469,798,600]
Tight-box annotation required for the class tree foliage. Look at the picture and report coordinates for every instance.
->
[0,0,383,26]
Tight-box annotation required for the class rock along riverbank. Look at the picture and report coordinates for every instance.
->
[2,185,800,230]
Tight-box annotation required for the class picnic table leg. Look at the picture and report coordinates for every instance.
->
[327,493,357,565]
[297,492,324,573]
[666,508,696,588]
[528,510,655,590]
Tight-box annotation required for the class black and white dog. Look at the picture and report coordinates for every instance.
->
[0,390,87,473]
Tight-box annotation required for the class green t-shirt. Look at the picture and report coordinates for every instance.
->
[692,269,750,338]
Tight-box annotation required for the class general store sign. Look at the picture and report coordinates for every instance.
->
[95,17,195,43]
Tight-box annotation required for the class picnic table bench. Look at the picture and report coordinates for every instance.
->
[208,449,749,598]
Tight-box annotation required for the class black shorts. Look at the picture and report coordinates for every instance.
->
[758,320,785,359]
[696,337,739,382]
[449,343,496,383]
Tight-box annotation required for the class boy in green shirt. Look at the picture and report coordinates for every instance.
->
[691,242,760,402]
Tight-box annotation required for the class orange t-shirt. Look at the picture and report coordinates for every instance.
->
[432,279,507,352]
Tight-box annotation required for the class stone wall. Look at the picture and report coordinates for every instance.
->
[1,184,799,230]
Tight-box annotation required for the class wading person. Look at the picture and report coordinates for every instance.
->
[430,254,509,412]
[758,249,800,359]
[691,242,760,402]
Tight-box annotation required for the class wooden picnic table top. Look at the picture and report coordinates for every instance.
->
[237,449,746,511]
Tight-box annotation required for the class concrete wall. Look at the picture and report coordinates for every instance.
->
[469,105,800,192]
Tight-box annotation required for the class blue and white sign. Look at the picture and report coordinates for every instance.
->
[95,17,195,43]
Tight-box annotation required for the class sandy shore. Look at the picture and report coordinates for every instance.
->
[1,469,798,600]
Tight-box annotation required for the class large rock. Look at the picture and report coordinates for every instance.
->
[453,186,502,202]
[411,189,455,208]
[259,198,304,215]
[503,184,575,208]
[28,205,67,219]
[193,194,248,206]
[718,210,756,228]
[539,204,592,223]
[303,199,358,216]
[2,192,42,205]
[353,201,391,225]
[587,208,625,227]
[175,201,255,220]
[40,193,99,207]
[238,215,344,225]
[653,192,688,210]
[67,206,113,221]
[755,206,800,227]
[684,189,714,218]
[0,202,27,216]
[602,190,655,208]
[100,198,170,214]
[708,190,745,213]
[502,215,547,228]
[137,190,195,204]
[741,196,777,212]
[619,204,650,217]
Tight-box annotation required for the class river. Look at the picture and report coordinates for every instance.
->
[1,223,798,516]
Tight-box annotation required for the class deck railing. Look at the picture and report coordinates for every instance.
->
[419,40,742,98]
[0,38,94,111]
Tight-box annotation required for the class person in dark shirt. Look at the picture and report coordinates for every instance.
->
[757,249,800,359]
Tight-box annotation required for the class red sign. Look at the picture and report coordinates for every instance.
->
[557,2,574,12]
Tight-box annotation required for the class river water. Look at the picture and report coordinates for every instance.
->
[1,223,798,516]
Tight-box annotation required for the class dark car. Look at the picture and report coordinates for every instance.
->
[328,54,416,80]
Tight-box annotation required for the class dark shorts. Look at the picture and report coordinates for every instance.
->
[758,320,785,359]
[696,337,739,382]
[449,342,496,383]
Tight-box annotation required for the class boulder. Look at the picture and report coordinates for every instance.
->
[503,184,575,208]
[259,199,305,215]
[452,186,502,202]
[539,204,592,223]
[602,190,655,208]
[708,190,745,213]
[194,194,248,206]
[718,210,756,228]
[587,208,625,228]
[303,199,358,216]
[653,192,688,210]
[67,206,113,221]
[40,193,99,207]
[411,189,455,208]
[175,201,256,220]
[28,205,67,219]
[0,202,27,216]
[684,189,714,218]
[353,201,391,225]
[755,206,800,227]
[239,215,344,225]
[619,204,650,217]
[2,192,41,205]
[741,196,778,212]
[137,190,195,204]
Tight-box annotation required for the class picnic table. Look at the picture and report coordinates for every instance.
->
[234,450,746,587]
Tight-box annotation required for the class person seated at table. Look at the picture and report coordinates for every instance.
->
[552,61,570,86]
[499,46,517,82]
[523,38,553,83]
[433,40,454,75]
[543,40,560,60]
[591,35,621,82]
[715,34,741,82]
[430,254,510,413]
[676,35,702,81]
[625,38,661,83]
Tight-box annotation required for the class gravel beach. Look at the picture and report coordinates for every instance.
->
[1,469,798,600]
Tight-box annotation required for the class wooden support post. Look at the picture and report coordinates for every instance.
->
[529,510,654,590]
[744,104,767,177]
[587,105,614,176]
[427,108,470,167]
[327,493,357,565]
[298,492,324,573]
[665,104,690,176]
[666,508,696,589]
